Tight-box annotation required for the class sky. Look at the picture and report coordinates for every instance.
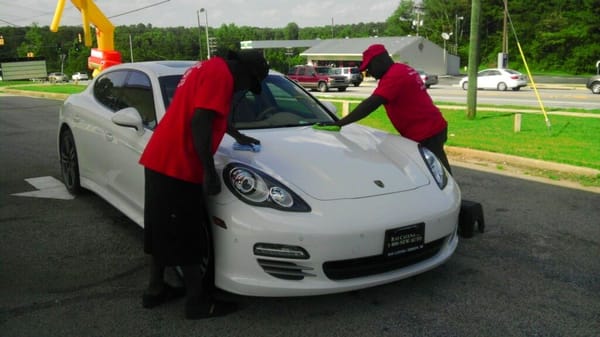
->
[1,0,399,29]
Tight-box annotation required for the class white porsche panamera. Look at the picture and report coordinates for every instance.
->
[58,60,461,297]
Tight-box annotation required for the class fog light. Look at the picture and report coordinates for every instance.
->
[254,243,310,259]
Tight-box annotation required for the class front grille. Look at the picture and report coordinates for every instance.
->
[322,237,447,280]
[257,258,316,280]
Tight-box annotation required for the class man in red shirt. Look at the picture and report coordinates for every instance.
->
[327,44,452,173]
[139,50,268,319]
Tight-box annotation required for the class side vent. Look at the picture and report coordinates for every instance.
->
[257,259,316,280]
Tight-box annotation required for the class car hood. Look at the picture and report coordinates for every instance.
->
[216,125,431,201]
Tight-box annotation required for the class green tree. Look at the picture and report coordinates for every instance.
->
[17,24,44,58]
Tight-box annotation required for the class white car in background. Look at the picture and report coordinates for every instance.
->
[57,61,461,297]
[460,68,527,91]
[71,72,89,81]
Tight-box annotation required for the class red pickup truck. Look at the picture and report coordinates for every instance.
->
[287,65,348,92]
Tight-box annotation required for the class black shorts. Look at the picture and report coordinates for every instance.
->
[143,168,210,266]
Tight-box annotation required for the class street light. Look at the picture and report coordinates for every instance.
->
[196,10,203,60]
[200,8,210,59]
[442,32,452,68]
[455,15,464,54]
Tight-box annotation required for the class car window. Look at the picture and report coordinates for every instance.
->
[158,75,183,110]
[93,70,129,111]
[229,74,336,129]
[122,71,157,130]
[93,70,157,130]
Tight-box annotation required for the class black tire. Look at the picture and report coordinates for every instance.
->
[497,82,508,91]
[353,83,360,87]
[461,81,468,90]
[591,82,600,94]
[318,82,328,92]
[337,86,347,92]
[59,128,82,195]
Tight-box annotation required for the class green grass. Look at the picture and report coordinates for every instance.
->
[327,100,600,172]
[8,83,87,95]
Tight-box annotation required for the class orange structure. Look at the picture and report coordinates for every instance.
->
[51,0,122,77]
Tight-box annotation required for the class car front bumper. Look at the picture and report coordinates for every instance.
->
[209,181,460,297]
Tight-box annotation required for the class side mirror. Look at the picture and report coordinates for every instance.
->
[112,107,145,136]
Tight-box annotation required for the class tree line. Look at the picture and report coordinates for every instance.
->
[0,0,597,77]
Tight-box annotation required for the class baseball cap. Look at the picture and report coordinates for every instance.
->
[359,44,388,71]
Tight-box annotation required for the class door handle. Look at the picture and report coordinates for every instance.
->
[105,132,114,142]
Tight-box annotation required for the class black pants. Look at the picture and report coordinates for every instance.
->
[419,127,452,174]
[144,168,210,267]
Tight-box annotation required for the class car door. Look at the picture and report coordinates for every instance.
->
[297,66,314,89]
[481,70,502,89]
[74,70,129,190]
[104,70,157,224]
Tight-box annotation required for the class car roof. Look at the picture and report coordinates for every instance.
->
[103,60,281,78]
[107,60,198,77]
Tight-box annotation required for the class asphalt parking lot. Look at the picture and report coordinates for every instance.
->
[1,95,599,337]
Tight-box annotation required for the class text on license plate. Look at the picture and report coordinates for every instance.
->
[383,223,425,257]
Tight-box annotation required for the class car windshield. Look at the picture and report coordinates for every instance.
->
[158,73,336,130]
[230,74,337,129]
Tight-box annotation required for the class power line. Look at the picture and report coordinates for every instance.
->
[109,0,171,19]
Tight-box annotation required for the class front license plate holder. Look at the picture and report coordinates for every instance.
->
[383,223,425,257]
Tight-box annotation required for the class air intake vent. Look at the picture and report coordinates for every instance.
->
[257,259,316,280]
[323,237,446,280]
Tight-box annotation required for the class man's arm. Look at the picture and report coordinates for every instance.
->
[227,122,260,145]
[191,108,220,195]
[334,94,386,127]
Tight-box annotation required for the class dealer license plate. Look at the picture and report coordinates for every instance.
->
[383,223,425,257]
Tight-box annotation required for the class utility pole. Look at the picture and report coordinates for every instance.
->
[502,0,508,54]
[467,0,481,119]
[196,10,203,60]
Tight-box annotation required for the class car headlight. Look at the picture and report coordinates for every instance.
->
[223,163,311,212]
[418,145,448,190]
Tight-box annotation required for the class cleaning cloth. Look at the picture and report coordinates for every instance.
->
[312,124,341,132]
[233,142,261,152]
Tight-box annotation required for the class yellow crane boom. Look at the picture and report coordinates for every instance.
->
[51,0,121,76]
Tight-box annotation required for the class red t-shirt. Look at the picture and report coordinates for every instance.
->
[139,57,233,183]
[373,63,447,142]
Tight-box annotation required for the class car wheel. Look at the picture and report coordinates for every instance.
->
[59,128,82,195]
[461,82,468,90]
[353,82,360,87]
[497,82,508,91]
[337,87,347,92]
[512,87,521,91]
[592,82,600,94]
[318,82,329,92]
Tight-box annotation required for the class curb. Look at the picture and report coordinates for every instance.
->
[446,146,600,194]
[1,88,68,100]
